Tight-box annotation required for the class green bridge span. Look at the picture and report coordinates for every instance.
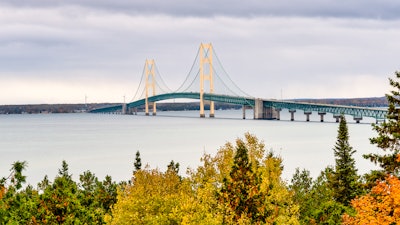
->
[90,92,387,122]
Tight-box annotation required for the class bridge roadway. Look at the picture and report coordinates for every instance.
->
[90,92,387,122]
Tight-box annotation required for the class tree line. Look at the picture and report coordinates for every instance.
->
[2,72,400,224]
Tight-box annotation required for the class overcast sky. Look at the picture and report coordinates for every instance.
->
[1,0,400,104]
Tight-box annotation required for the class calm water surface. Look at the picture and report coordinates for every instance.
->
[0,110,379,185]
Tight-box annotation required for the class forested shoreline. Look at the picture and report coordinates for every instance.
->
[1,73,400,224]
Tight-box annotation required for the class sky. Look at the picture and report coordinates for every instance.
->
[1,0,400,104]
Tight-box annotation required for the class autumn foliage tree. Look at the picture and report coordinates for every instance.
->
[217,133,299,224]
[0,160,117,224]
[107,133,299,224]
[105,165,192,224]
[219,140,264,223]
[343,174,400,225]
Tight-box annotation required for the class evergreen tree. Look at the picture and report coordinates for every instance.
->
[219,140,264,223]
[330,115,360,205]
[167,160,180,174]
[0,161,27,191]
[290,168,313,221]
[133,151,142,172]
[366,71,400,176]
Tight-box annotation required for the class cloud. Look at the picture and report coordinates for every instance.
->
[0,3,399,103]
[2,0,400,19]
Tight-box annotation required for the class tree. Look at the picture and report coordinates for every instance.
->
[133,150,142,172]
[290,168,313,222]
[343,175,400,225]
[290,167,354,225]
[218,133,299,224]
[0,161,36,224]
[0,161,27,192]
[106,166,191,224]
[0,160,117,224]
[330,115,360,205]
[167,160,180,174]
[219,140,264,223]
[36,161,85,224]
[107,133,299,224]
[366,71,400,176]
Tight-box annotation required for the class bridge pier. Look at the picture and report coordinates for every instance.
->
[289,109,296,121]
[354,116,363,123]
[318,112,326,122]
[122,104,127,115]
[253,99,278,119]
[304,111,312,121]
[276,108,282,120]
[254,99,263,119]
[333,114,341,122]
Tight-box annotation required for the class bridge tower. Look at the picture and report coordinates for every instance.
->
[199,43,215,118]
[145,59,156,116]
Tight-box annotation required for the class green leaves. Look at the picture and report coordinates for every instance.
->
[0,160,117,224]
[330,115,361,206]
[368,71,400,176]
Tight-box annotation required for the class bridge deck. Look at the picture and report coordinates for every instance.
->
[90,92,387,120]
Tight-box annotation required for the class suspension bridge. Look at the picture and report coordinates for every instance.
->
[90,43,387,123]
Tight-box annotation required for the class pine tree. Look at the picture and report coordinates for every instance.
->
[330,115,360,205]
[219,140,264,223]
[167,160,180,174]
[133,151,142,172]
[366,71,400,176]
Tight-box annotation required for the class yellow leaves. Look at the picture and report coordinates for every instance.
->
[343,175,400,225]
[107,168,186,224]
[0,186,5,199]
[396,154,400,162]
[107,133,299,224]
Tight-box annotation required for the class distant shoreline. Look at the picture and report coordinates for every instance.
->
[0,97,387,114]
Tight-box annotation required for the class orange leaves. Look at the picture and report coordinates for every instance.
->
[343,175,400,225]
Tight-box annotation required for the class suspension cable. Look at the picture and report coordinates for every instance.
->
[174,48,200,92]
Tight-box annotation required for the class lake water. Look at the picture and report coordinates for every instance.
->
[0,109,380,186]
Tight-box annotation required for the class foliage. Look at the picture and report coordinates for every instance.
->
[107,133,299,224]
[366,71,400,176]
[343,175,400,225]
[134,150,142,172]
[219,140,265,223]
[0,161,27,192]
[0,160,117,224]
[290,168,313,223]
[288,116,360,224]
[290,167,354,225]
[106,165,192,224]
[167,160,180,174]
[217,133,299,224]
[330,115,361,205]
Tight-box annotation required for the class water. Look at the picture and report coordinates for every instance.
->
[0,110,380,186]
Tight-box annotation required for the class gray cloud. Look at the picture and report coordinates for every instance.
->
[0,2,399,104]
[1,0,400,19]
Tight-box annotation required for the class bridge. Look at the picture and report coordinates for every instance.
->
[90,43,387,123]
